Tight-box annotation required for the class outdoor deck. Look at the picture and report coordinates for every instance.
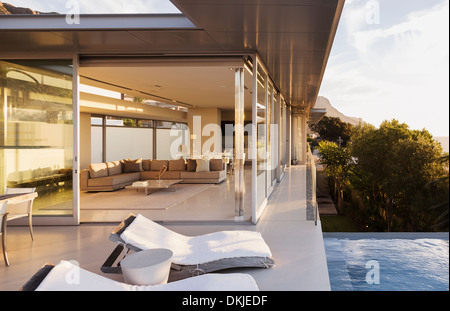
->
[0,165,330,291]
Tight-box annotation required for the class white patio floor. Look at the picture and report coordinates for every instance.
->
[0,165,330,291]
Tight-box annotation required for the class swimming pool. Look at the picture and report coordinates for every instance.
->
[323,233,449,291]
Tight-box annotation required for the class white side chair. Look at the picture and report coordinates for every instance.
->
[5,188,36,241]
[0,201,9,266]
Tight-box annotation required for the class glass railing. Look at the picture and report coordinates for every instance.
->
[306,144,318,225]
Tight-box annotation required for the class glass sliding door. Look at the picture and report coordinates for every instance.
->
[266,83,273,196]
[271,89,278,185]
[256,61,267,209]
[267,83,278,193]
[280,98,287,176]
[0,59,73,217]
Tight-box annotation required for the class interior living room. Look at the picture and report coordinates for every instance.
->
[0,55,297,227]
[78,57,258,223]
[1,55,291,224]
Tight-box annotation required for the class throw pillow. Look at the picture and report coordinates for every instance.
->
[196,159,210,172]
[150,160,169,171]
[169,158,186,171]
[142,159,151,171]
[106,161,122,176]
[187,159,197,172]
[89,163,108,178]
[210,159,223,171]
[123,158,143,173]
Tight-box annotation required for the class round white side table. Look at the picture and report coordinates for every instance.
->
[120,248,173,286]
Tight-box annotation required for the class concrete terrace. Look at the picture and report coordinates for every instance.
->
[0,165,330,291]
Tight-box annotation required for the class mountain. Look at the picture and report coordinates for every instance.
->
[434,137,449,153]
[314,96,363,126]
[0,1,9,14]
[0,1,58,14]
[314,97,449,153]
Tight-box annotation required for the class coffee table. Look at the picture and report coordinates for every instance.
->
[126,179,183,195]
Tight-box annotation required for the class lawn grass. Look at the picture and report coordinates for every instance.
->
[320,215,360,232]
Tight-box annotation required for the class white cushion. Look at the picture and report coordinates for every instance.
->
[35,260,259,291]
[89,163,108,178]
[195,159,210,172]
[120,214,272,265]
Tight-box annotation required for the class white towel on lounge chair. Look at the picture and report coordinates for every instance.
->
[36,260,259,291]
[119,214,272,266]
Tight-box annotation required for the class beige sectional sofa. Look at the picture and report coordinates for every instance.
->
[80,158,226,192]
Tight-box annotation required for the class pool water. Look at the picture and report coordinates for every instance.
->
[324,235,449,291]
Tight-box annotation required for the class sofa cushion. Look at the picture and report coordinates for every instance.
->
[106,161,123,176]
[142,159,151,171]
[169,158,186,171]
[140,170,160,180]
[89,163,108,178]
[187,159,197,172]
[161,171,181,179]
[150,160,169,171]
[123,158,143,173]
[210,159,223,171]
[180,170,225,179]
[196,159,210,172]
[87,172,140,187]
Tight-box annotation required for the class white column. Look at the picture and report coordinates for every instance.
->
[72,54,80,225]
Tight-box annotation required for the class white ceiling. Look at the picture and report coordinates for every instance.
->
[80,63,254,110]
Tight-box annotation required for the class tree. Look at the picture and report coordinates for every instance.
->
[350,120,445,231]
[317,140,353,213]
[311,116,353,146]
[427,154,449,230]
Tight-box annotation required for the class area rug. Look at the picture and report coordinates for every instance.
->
[80,183,212,210]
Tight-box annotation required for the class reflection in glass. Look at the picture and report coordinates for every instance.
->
[271,88,277,185]
[0,60,73,216]
[256,63,266,207]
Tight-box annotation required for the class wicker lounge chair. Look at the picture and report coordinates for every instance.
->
[102,214,274,281]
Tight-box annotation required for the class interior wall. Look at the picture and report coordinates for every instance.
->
[187,108,222,157]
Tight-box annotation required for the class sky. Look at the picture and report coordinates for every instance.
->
[4,0,449,136]
[319,0,449,137]
[2,0,180,14]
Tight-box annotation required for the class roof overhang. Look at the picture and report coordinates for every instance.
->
[0,0,344,111]
[170,0,345,110]
[307,108,328,125]
[0,13,196,30]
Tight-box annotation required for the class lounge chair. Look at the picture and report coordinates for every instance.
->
[102,214,274,280]
[21,260,259,291]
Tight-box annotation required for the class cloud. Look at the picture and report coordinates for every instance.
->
[3,0,180,13]
[321,0,449,136]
